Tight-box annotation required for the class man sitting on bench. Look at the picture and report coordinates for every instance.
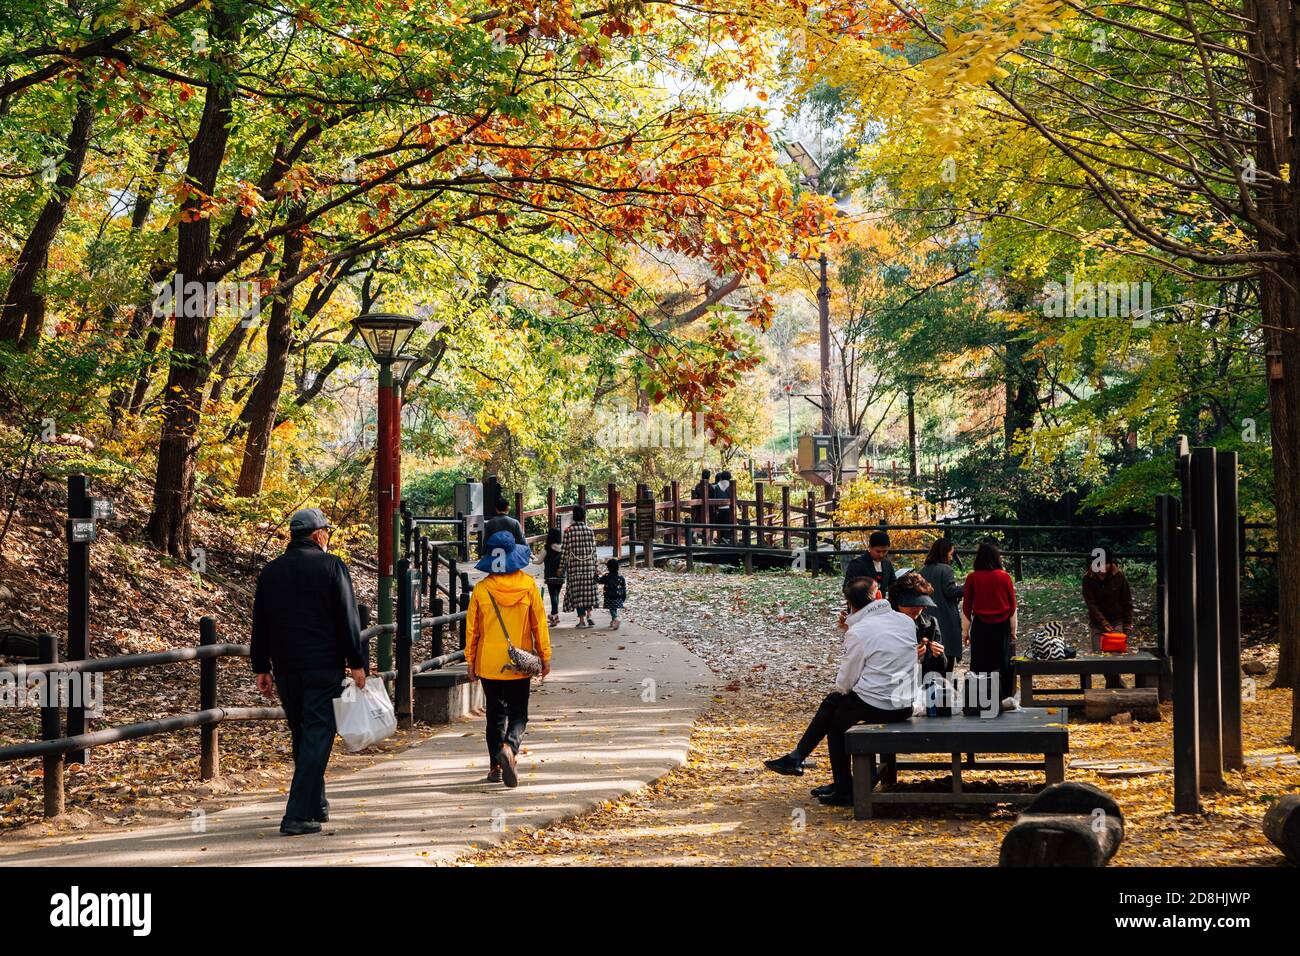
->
[762,576,916,806]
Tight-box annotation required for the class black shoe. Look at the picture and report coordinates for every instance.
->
[763,754,805,777]
[485,766,503,784]
[498,746,518,788]
[809,784,836,798]
[817,791,854,807]
[279,818,322,836]
[315,800,329,823]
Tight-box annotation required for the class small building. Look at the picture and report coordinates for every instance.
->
[797,434,862,487]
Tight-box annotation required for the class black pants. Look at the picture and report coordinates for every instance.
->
[275,668,343,823]
[794,691,911,795]
[546,579,562,616]
[968,618,1014,713]
[1089,626,1125,688]
[482,677,531,764]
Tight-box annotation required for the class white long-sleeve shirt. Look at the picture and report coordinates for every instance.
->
[835,599,920,710]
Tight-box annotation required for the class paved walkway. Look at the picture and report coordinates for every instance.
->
[0,614,714,866]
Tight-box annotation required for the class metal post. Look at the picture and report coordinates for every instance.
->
[39,633,64,818]
[1216,452,1243,771]
[818,251,832,435]
[1192,447,1223,790]
[66,475,90,765]
[376,363,395,675]
[431,596,446,659]
[200,616,219,780]
[458,571,471,649]
[1172,520,1200,814]
[395,557,414,728]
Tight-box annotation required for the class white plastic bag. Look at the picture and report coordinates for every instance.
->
[332,677,397,752]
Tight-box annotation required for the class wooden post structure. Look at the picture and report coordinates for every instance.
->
[39,633,64,818]
[608,482,622,560]
[697,477,710,543]
[782,484,791,550]
[200,616,220,780]
[741,517,753,574]
[806,491,818,575]
[683,516,695,571]
[670,480,681,546]
[1191,447,1224,790]
[755,482,766,548]
[547,486,556,531]
[577,483,587,509]
[1216,451,1243,772]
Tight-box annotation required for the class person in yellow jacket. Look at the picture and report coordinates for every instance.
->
[465,531,552,787]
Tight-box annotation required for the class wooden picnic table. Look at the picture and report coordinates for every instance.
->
[844,708,1069,820]
[1014,652,1166,707]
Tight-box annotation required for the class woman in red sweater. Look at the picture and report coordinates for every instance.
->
[961,540,1018,713]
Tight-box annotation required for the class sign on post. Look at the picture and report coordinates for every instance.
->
[635,496,656,569]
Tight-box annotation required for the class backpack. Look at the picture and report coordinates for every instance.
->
[1030,621,1074,661]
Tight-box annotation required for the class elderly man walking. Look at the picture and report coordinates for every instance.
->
[251,508,367,836]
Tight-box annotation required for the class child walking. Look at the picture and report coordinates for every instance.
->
[537,526,564,627]
[597,558,627,629]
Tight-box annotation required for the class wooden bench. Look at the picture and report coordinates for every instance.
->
[1014,652,1166,708]
[844,708,1069,819]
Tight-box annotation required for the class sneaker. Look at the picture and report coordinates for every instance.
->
[279,818,322,836]
[484,766,503,784]
[498,745,518,788]
[611,618,621,630]
[809,784,837,798]
[763,754,805,777]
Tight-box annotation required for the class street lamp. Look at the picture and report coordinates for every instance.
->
[352,313,421,673]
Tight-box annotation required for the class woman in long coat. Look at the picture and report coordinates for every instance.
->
[919,537,964,670]
[560,505,599,627]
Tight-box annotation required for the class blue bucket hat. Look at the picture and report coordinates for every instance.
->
[476,530,533,574]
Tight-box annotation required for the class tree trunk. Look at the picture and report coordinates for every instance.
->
[146,6,243,557]
[236,207,305,496]
[0,87,94,344]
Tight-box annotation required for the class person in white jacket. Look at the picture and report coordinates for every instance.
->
[763,576,919,805]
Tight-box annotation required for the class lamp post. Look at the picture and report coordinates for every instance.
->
[352,313,421,674]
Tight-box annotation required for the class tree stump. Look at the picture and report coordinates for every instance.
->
[1000,782,1124,867]
[1084,687,1160,722]
[1263,795,1300,865]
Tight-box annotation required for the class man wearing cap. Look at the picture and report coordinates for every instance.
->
[252,508,367,835]
[761,576,915,805]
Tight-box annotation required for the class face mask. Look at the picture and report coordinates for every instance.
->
[718,480,730,491]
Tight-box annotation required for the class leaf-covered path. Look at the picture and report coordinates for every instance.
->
[462,568,1296,866]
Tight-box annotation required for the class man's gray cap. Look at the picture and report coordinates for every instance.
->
[289,507,332,536]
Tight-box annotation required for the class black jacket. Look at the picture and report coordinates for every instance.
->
[251,538,365,674]
[480,514,526,554]
[843,554,896,598]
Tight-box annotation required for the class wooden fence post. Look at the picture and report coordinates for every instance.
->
[741,517,753,575]
[671,480,681,545]
[547,486,556,530]
[683,516,694,571]
[200,616,219,780]
[514,490,525,537]
[782,485,791,550]
[577,484,587,509]
[806,491,818,576]
[1216,451,1243,772]
[1192,447,1224,790]
[755,482,766,548]
[608,482,621,559]
[39,633,64,818]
